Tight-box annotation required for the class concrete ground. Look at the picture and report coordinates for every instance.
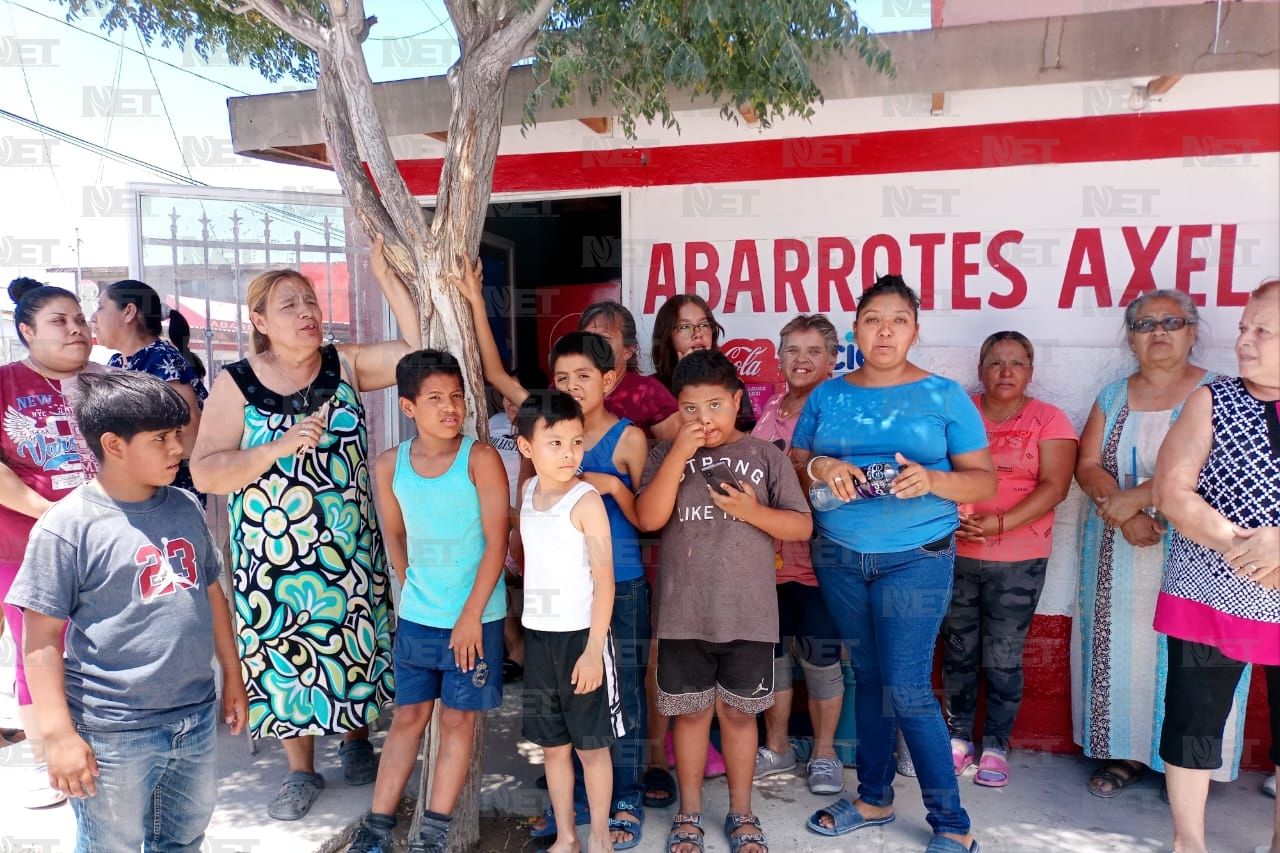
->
[2,662,1276,852]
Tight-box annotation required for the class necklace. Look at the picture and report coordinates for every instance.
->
[779,391,808,420]
[266,350,320,412]
[982,394,1029,426]
[25,358,68,396]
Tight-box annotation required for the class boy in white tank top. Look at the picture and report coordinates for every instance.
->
[514,389,623,853]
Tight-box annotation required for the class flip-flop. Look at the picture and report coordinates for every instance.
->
[805,798,895,837]
[951,739,976,776]
[973,749,1010,788]
[643,766,677,808]
[925,836,982,853]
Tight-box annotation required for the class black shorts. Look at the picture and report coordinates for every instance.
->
[1160,637,1250,770]
[522,628,624,750]
[655,638,775,716]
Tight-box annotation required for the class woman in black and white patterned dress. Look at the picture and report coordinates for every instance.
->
[1155,278,1280,853]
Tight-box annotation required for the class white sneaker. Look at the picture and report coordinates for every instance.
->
[1264,773,1276,798]
[21,763,67,809]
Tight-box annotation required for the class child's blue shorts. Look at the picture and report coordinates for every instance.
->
[393,618,505,710]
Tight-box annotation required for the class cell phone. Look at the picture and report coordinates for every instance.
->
[701,461,743,497]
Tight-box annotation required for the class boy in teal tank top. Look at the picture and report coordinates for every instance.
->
[348,350,510,853]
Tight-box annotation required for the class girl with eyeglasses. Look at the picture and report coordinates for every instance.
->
[943,331,1078,788]
[651,294,755,432]
[1073,289,1247,799]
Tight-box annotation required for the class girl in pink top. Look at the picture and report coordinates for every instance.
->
[947,332,1078,787]
[750,314,846,797]
[1154,279,1280,853]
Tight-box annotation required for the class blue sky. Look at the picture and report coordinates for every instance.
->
[0,0,930,286]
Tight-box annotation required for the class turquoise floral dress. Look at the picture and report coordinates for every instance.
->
[226,344,394,739]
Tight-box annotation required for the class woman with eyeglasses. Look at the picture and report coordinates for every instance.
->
[651,294,756,432]
[1072,289,1246,799]
[944,331,1078,788]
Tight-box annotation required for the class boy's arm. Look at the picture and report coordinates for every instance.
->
[23,610,98,798]
[571,490,614,694]
[208,584,248,735]
[372,448,409,585]
[452,443,511,672]
[635,422,704,532]
[450,254,528,406]
[712,490,814,541]
[608,424,648,529]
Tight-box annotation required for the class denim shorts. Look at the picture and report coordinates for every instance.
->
[393,617,504,710]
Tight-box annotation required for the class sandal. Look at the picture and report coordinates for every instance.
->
[667,812,704,853]
[951,738,975,776]
[610,798,645,851]
[1087,760,1145,798]
[805,798,895,837]
[973,748,1010,788]
[530,802,589,839]
[339,738,378,786]
[643,766,677,808]
[267,770,325,821]
[724,812,768,853]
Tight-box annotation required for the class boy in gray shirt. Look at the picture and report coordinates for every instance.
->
[5,371,246,852]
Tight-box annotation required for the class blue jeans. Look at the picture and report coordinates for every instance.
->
[571,576,650,820]
[812,535,971,837]
[72,702,218,853]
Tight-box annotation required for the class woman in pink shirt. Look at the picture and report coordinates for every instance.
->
[750,314,846,798]
[946,331,1078,787]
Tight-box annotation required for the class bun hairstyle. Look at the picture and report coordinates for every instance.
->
[167,310,206,379]
[8,276,79,346]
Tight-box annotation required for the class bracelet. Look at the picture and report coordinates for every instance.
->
[806,455,831,481]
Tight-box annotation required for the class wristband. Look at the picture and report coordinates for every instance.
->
[806,455,831,481]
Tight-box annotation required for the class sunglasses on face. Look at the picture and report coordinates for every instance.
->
[1129,316,1195,334]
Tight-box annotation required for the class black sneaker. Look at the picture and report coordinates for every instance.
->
[347,822,392,853]
[410,814,450,853]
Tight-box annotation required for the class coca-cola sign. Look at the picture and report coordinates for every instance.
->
[721,338,781,384]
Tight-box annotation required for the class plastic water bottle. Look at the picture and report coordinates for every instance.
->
[808,480,849,511]
[808,462,900,511]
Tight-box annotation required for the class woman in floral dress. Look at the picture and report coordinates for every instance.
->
[191,238,420,821]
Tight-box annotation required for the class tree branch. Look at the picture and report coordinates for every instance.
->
[327,21,432,253]
[237,0,329,52]
[443,0,480,46]
[484,0,554,65]
[316,61,422,325]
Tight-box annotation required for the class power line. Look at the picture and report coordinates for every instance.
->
[2,0,255,96]
[4,0,65,205]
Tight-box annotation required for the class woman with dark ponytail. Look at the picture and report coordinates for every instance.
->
[91,279,207,500]
[166,309,206,380]
[0,276,98,809]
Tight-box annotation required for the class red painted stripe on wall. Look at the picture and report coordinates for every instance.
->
[398,104,1280,196]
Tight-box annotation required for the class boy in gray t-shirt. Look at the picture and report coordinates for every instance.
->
[5,371,246,851]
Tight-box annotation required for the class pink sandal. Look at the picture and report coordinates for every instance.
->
[974,748,1010,787]
[951,739,975,776]
[664,732,728,779]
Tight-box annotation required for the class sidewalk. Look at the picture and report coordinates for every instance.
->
[2,679,1275,852]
